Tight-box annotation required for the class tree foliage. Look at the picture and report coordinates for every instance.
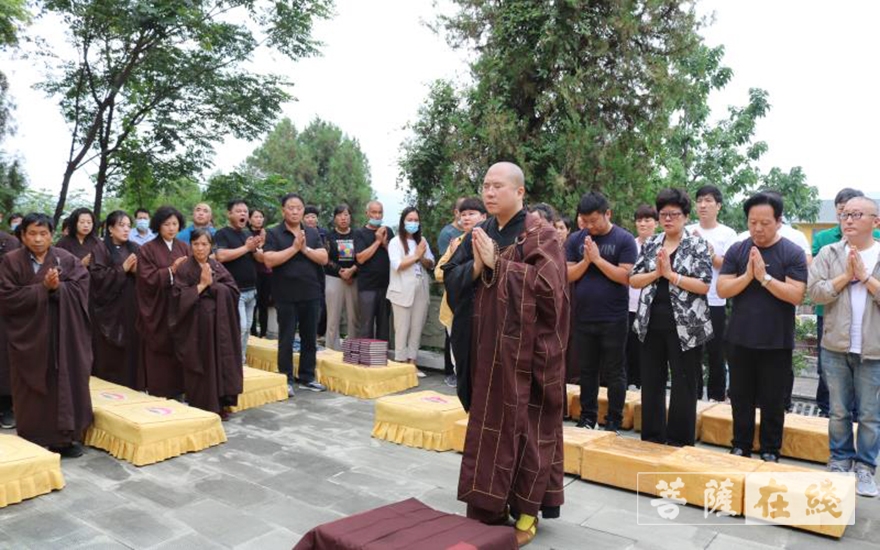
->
[203,172,290,226]
[399,0,818,238]
[36,0,333,224]
[243,117,374,225]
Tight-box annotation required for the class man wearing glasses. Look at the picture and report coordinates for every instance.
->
[808,196,880,497]
[810,189,880,417]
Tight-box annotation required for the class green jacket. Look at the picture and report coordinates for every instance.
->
[811,225,880,316]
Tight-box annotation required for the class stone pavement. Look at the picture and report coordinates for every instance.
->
[0,374,877,550]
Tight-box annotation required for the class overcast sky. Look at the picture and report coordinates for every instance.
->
[3,0,879,223]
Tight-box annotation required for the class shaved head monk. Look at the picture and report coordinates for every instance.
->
[0,213,93,457]
[443,162,569,546]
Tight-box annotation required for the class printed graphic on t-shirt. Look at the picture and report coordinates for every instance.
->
[337,239,355,261]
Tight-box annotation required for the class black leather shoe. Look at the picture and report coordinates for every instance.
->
[604,421,621,434]
[51,442,84,459]
[729,447,751,458]
[760,452,779,463]
[575,417,595,430]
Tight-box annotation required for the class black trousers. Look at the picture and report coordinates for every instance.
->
[277,299,320,384]
[624,311,641,388]
[701,305,727,401]
[640,329,701,447]
[577,319,628,426]
[251,271,272,337]
[727,344,790,454]
[357,289,391,341]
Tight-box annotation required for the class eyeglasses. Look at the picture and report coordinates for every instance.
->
[658,211,684,220]
[838,212,877,221]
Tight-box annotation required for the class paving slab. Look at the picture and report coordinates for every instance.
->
[0,371,875,549]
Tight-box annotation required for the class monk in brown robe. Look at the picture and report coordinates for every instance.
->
[90,211,141,388]
[0,230,21,428]
[444,162,569,546]
[136,206,189,397]
[170,229,243,418]
[56,207,102,266]
[0,214,93,457]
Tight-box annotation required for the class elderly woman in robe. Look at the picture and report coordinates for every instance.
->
[90,210,141,388]
[170,229,243,419]
[136,206,189,397]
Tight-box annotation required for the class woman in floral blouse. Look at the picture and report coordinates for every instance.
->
[630,188,714,447]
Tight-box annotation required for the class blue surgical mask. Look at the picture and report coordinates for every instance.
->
[10,223,18,232]
[367,218,383,228]
[404,222,420,235]
[136,219,149,232]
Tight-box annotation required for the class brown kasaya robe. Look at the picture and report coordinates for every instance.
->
[90,238,141,388]
[136,237,189,396]
[444,210,569,520]
[56,234,102,262]
[0,231,22,398]
[169,257,243,414]
[0,246,94,447]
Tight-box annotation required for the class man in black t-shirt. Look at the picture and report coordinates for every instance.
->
[565,192,637,432]
[354,200,395,341]
[263,193,330,395]
[718,192,807,462]
[215,199,264,366]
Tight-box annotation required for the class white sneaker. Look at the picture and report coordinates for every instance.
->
[416,369,427,378]
[855,463,878,498]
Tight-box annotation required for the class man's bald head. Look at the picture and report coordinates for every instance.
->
[846,196,878,215]
[486,162,525,190]
[482,162,526,220]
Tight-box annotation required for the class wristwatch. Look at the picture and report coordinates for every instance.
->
[761,273,773,287]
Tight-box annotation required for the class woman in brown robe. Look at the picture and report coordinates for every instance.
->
[0,230,21,428]
[0,214,93,457]
[136,206,189,397]
[90,210,141,388]
[56,208,102,266]
[170,229,243,418]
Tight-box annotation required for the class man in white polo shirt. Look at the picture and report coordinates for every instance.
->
[687,185,737,401]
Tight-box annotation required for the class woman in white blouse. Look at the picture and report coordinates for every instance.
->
[387,207,435,375]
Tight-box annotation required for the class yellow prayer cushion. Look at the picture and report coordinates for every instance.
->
[90,386,162,410]
[562,427,616,475]
[245,337,299,373]
[779,414,832,464]
[89,376,127,391]
[746,462,852,538]
[84,400,227,466]
[0,435,65,508]
[566,385,640,429]
[318,350,418,399]
[699,403,760,451]
[229,367,289,413]
[657,446,763,515]
[372,391,467,451]
[580,436,680,494]
[451,418,468,453]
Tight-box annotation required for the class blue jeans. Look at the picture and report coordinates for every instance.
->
[823,349,880,468]
[238,289,257,365]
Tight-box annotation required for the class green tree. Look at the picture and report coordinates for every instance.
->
[37,0,332,224]
[0,0,29,46]
[400,1,818,238]
[203,172,290,226]
[244,117,374,224]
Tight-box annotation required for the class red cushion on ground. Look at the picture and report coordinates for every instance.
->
[293,498,517,550]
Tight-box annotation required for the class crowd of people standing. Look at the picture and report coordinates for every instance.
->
[0,180,877,503]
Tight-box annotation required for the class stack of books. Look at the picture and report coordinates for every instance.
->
[342,338,388,367]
